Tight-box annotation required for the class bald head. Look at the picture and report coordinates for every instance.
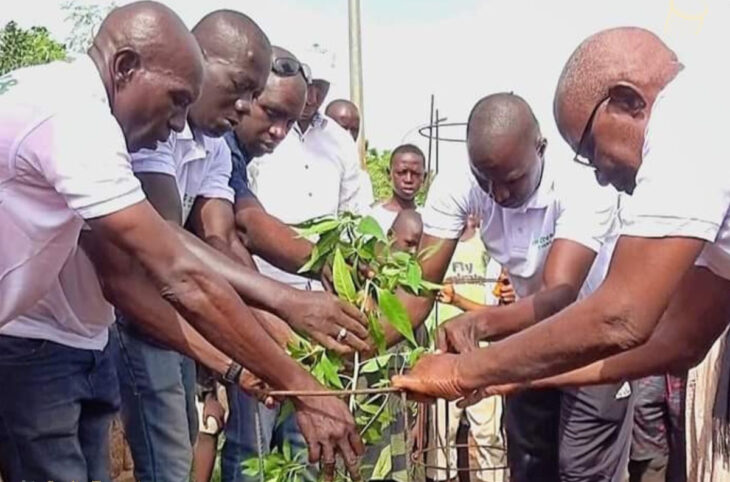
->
[466,93,545,208]
[326,99,360,140]
[554,27,679,149]
[90,1,203,151]
[390,209,423,253]
[266,46,307,103]
[188,10,272,137]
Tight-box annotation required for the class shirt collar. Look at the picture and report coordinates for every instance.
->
[293,112,328,140]
[504,157,555,213]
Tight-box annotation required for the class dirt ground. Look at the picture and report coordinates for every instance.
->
[110,416,135,482]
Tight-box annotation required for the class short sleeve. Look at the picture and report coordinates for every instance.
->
[34,107,145,219]
[422,168,474,239]
[620,71,730,242]
[555,171,619,253]
[229,150,254,200]
[197,139,234,203]
[129,134,177,177]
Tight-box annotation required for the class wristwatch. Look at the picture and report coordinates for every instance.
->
[223,360,243,385]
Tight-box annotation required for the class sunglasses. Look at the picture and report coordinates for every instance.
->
[573,94,610,168]
[271,57,312,84]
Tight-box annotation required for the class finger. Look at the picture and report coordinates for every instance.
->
[391,374,434,401]
[321,442,336,482]
[338,435,363,481]
[315,334,355,356]
[307,435,321,464]
[339,300,369,327]
[264,396,276,409]
[334,315,370,342]
[456,389,485,409]
[343,332,372,353]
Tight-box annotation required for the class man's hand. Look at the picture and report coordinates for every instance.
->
[294,396,365,481]
[391,352,469,401]
[202,393,226,435]
[281,291,372,355]
[436,312,483,353]
[239,371,276,409]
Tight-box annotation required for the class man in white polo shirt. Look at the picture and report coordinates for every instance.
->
[389,93,630,482]
[0,3,321,480]
[81,20,365,479]
[394,28,730,458]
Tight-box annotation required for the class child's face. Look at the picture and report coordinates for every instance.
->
[390,226,421,253]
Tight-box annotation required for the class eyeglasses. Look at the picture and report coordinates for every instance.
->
[572,94,610,167]
[271,57,312,84]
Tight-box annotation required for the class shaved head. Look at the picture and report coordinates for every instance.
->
[90,1,204,151]
[325,99,360,140]
[554,27,679,149]
[390,209,423,253]
[188,10,273,137]
[553,27,682,193]
[466,93,545,208]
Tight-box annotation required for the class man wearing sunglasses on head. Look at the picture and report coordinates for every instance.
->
[81,13,364,480]
[394,26,730,463]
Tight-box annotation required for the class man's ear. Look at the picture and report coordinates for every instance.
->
[112,48,141,89]
[608,83,647,117]
[537,137,547,158]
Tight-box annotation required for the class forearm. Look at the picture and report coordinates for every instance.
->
[384,289,435,346]
[451,294,486,313]
[172,225,301,320]
[236,207,314,275]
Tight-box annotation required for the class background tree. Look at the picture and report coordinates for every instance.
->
[61,1,115,53]
[0,21,66,76]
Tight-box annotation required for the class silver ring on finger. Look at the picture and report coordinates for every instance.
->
[336,327,348,342]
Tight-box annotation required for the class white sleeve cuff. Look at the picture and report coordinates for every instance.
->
[197,185,235,204]
[76,185,146,219]
[131,158,176,176]
[621,215,720,242]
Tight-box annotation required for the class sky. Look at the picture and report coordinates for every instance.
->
[2,0,726,169]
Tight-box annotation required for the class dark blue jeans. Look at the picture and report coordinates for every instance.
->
[221,390,309,482]
[110,322,198,482]
[0,334,119,482]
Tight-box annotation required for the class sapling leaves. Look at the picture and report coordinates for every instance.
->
[376,288,416,347]
[333,247,357,303]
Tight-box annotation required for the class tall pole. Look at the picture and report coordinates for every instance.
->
[348,0,366,167]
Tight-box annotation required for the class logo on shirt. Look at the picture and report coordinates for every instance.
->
[0,74,18,95]
[532,232,554,249]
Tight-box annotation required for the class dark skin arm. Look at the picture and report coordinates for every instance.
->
[188,196,371,355]
[234,196,314,274]
[89,172,364,474]
[494,265,730,393]
[393,235,705,399]
[437,239,596,352]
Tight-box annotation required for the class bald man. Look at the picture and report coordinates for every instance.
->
[386,93,628,481]
[326,98,360,140]
[394,26,730,465]
[0,2,317,480]
[81,21,363,479]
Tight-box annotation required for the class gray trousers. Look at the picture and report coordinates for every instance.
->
[505,383,633,482]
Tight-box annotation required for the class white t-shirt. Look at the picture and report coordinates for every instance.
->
[366,203,422,232]
[131,123,235,223]
[0,56,145,326]
[247,114,362,289]
[423,158,618,299]
[620,67,730,280]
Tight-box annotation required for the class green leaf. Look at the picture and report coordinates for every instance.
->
[297,244,320,274]
[357,215,387,241]
[283,439,292,460]
[406,346,426,367]
[405,262,422,293]
[368,312,386,354]
[419,280,444,292]
[276,399,296,429]
[295,216,339,233]
[372,444,393,479]
[392,251,412,266]
[333,247,357,303]
[316,351,344,389]
[377,288,416,346]
[360,353,394,373]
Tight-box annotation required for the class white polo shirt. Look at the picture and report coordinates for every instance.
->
[1,123,236,349]
[620,66,730,280]
[423,158,618,299]
[247,114,362,289]
[131,123,235,223]
[0,56,145,325]
[366,203,422,232]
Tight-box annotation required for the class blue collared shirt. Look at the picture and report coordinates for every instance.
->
[224,131,254,200]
